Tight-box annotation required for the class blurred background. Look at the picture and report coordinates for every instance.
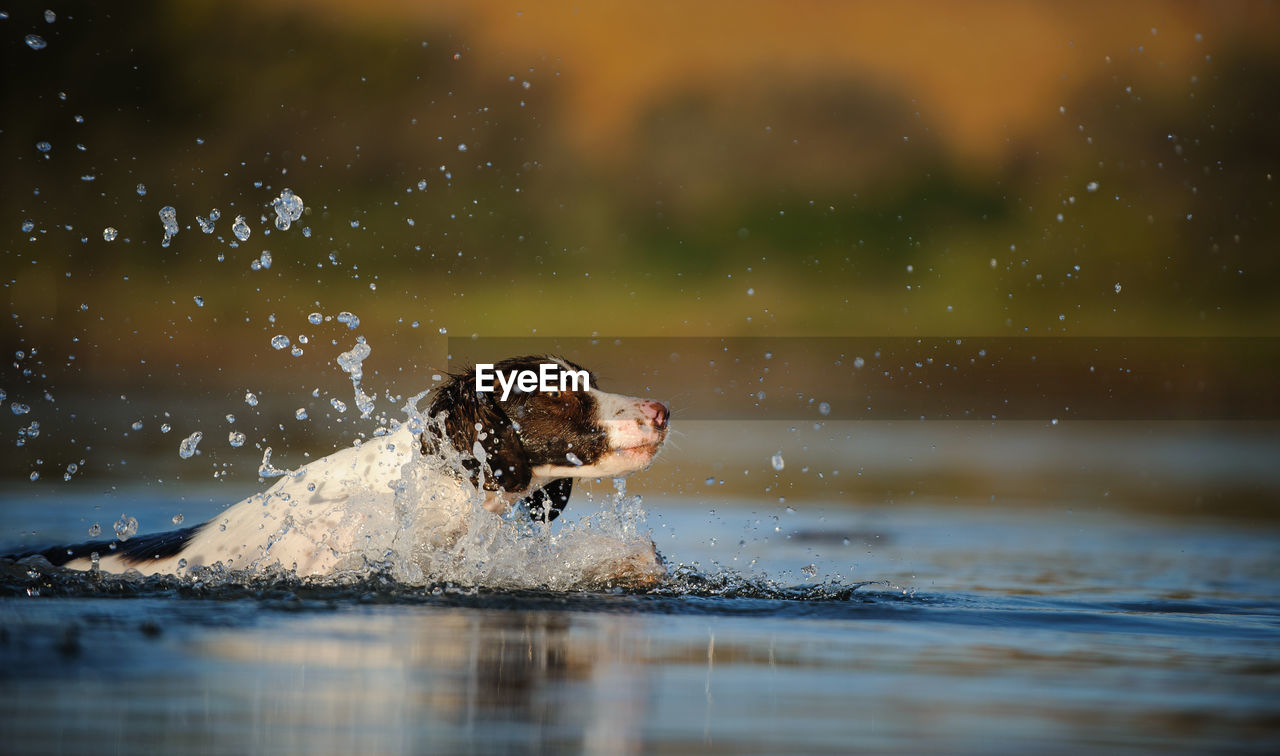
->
[2,1,1279,529]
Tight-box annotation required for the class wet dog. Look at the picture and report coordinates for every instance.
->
[9,356,670,587]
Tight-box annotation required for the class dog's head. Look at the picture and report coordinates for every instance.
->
[425,355,669,521]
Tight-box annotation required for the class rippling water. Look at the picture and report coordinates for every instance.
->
[2,491,1278,754]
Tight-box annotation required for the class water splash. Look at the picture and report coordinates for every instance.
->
[159,206,179,246]
[271,188,304,231]
[232,215,250,242]
[113,515,139,541]
[336,337,375,418]
[178,431,203,459]
[258,447,292,478]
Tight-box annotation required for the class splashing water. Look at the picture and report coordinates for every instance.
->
[232,215,250,242]
[159,206,179,245]
[113,515,139,541]
[336,337,375,418]
[178,431,203,459]
[258,447,292,478]
[271,188,304,231]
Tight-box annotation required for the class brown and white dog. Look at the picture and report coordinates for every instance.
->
[11,356,670,588]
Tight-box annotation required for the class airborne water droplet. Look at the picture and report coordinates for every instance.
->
[228,431,246,447]
[103,227,118,242]
[178,431,203,459]
[114,515,139,541]
[25,34,48,50]
[232,215,250,242]
[270,334,290,350]
[771,453,785,471]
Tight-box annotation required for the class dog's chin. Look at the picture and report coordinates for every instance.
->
[533,439,665,479]
[612,442,662,468]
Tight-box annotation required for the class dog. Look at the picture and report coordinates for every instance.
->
[8,356,670,588]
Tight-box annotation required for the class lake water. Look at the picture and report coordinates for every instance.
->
[2,485,1277,754]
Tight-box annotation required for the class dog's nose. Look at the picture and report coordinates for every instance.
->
[641,400,669,429]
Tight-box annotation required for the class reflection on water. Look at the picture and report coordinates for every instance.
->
[3,593,1278,754]
[2,490,1279,754]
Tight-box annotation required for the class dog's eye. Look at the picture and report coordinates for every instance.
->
[545,390,561,398]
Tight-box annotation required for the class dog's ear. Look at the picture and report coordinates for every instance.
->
[427,372,532,492]
[523,478,572,523]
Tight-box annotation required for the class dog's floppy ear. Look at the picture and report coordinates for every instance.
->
[523,478,572,523]
[427,372,532,493]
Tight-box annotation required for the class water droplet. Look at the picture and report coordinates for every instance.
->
[228,431,246,447]
[565,451,583,466]
[417,179,427,191]
[25,34,47,50]
[21,220,34,233]
[853,356,865,369]
[271,188,304,231]
[1114,283,1122,294]
[193,295,205,307]
[258,250,272,269]
[35,141,52,153]
[308,312,323,325]
[232,215,250,242]
[114,515,139,541]
[178,431,203,459]
[44,9,56,23]
[457,143,468,152]
[103,227,118,242]
[244,391,259,407]
[29,471,39,482]
[771,453,785,471]
[258,447,289,478]
[88,523,101,537]
[160,423,171,433]
[159,206,179,243]
[801,564,818,578]
[1086,181,1100,193]
[295,408,308,420]
[172,513,184,525]
[330,397,347,413]
[818,401,831,416]
[10,403,31,415]
[336,311,360,330]
[290,345,303,357]
[136,183,147,196]
[131,420,143,431]
[270,334,290,350]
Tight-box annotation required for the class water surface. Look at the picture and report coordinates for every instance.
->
[2,492,1278,754]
